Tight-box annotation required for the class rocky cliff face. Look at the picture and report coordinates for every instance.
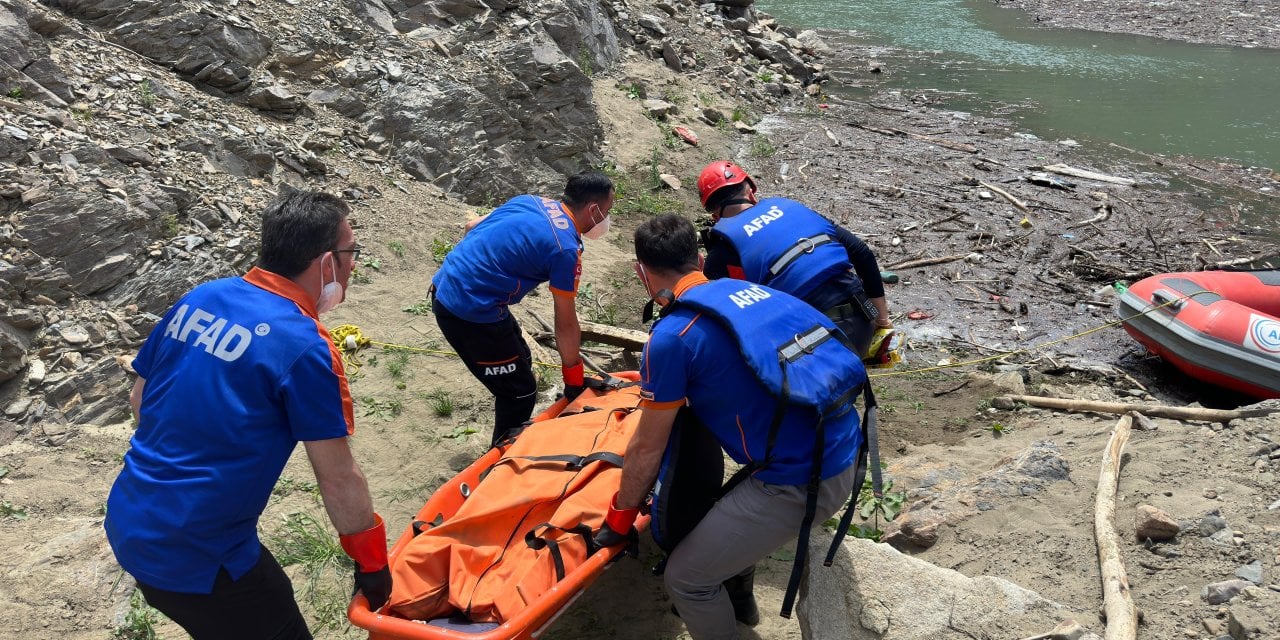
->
[0,0,830,438]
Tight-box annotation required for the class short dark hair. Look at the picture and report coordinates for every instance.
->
[704,182,748,212]
[635,213,700,275]
[258,190,350,278]
[562,171,614,208]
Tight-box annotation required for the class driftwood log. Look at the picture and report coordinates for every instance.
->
[1095,413,1138,640]
[1041,163,1136,186]
[580,321,648,351]
[993,394,1277,423]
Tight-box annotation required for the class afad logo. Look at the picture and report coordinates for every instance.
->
[1246,314,1280,355]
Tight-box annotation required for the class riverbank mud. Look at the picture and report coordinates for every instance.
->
[993,0,1280,49]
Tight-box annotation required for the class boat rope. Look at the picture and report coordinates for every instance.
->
[329,289,1212,380]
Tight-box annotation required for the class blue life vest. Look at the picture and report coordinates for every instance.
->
[675,278,867,417]
[712,197,851,300]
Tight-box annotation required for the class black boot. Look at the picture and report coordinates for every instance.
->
[723,567,760,627]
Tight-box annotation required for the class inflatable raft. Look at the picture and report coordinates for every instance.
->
[1117,270,1280,399]
[347,373,649,640]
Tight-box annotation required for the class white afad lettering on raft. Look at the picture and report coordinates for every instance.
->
[729,285,772,309]
[1246,314,1280,354]
[742,206,785,237]
[484,363,517,376]
[162,304,254,362]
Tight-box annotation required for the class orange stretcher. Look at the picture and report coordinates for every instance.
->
[347,372,649,640]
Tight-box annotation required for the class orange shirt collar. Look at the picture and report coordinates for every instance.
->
[672,272,709,298]
[244,266,318,319]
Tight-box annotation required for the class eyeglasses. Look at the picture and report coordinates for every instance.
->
[333,246,362,261]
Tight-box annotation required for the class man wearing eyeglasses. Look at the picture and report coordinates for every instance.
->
[430,171,615,446]
[105,190,391,639]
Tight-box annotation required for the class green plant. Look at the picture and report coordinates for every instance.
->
[6,87,23,100]
[272,476,320,500]
[112,589,159,640]
[403,300,431,315]
[576,44,594,75]
[579,283,618,326]
[622,83,643,100]
[749,136,776,158]
[756,70,774,83]
[388,240,406,259]
[383,348,410,382]
[1,501,27,520]
[360,396,404,421]
[159,213,179,237]
[443,424,478,439]
[697,91,715,107]
[136,80,156,108]
[351,268,372,285]
[986,422,1011,436]
[265,512,353,631]
[425,389,454,417]
[825,476,907,541]
[361,256,382,271]
[661,90,686,105]
[430,237,453,264]
[70,102,93,122]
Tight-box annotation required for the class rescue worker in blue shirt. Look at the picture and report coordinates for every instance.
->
[696,161,893,359]
[431,171,615,446]
[104,190,391,639]
[595,214,863,640]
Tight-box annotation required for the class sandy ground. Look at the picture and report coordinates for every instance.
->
[2,34,1279,640]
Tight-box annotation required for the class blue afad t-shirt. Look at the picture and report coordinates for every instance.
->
[104,267,354,594]
[431,194,583,323]
[639,274,864,485]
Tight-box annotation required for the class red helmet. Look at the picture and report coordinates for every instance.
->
[697,161,755,208]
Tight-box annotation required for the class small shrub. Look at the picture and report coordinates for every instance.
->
[1,501,28,520]
[136,80,156,108]
[5,87,23,100]
[749,136,776,158]
[111,589,159,640]
[388,240,406,259]
[430,237,453,264]
[426,389,454,417]
[403,300,431,316]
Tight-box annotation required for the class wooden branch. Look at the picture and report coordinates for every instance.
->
[847,122,978,153]
[1204,251,1280,269]
[886,253,968,270]
[580,321,648,351]
[1041,163,1137,186]
[978,179,1030,214]
[993,394,1277,423]
[1095,413,1138,640]
[1069,200,1113,229]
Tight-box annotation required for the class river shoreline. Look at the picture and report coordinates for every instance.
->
[992,0,1280,49]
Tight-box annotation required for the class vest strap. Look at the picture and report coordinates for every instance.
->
[768,233,836,279]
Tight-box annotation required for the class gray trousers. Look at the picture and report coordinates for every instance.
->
[664,464,858,640]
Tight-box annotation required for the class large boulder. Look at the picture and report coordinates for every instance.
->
[801,534,1087,639]
[377,35,602,201]
[0,2,74,105]
[14,190,153,296]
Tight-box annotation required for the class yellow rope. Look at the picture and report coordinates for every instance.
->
[328,288,1209,381]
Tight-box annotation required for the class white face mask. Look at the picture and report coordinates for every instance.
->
[582,204,610,241]
[317,252,344,314]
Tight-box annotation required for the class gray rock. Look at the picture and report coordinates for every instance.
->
[56,324,90,345]
[1200,514,1229,536]
[243,83,304,115]
[1203,579,1253,605]
[637,14,668,36]
[744,36,809,80]
[796,29,832,56]
[661,40,683,72]
[801,534,1077,639]
[1235,561,1264,585]
[643,98,677,118]
[1227,586,1280,639]
[1134,504,1180,542]
[103,144,156,167]
[42,356,130,426]
[0,321,25,383]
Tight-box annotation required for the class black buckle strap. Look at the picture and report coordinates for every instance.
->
[768,234,835,279]
[825,384,882,567]
[494,451,625,472]
[524,523,596,581]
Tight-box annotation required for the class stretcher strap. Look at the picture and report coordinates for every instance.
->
[493,451,625,472]
[524,523,595,581]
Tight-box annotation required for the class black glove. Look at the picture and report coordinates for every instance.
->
[593,522,631,549]
[563,383,586,402]
[354,566,392,611]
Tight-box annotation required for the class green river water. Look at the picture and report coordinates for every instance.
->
[757,0,1280,172]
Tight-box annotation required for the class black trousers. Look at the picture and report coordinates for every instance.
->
[135,545,311,640]
[432,298,537,445]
